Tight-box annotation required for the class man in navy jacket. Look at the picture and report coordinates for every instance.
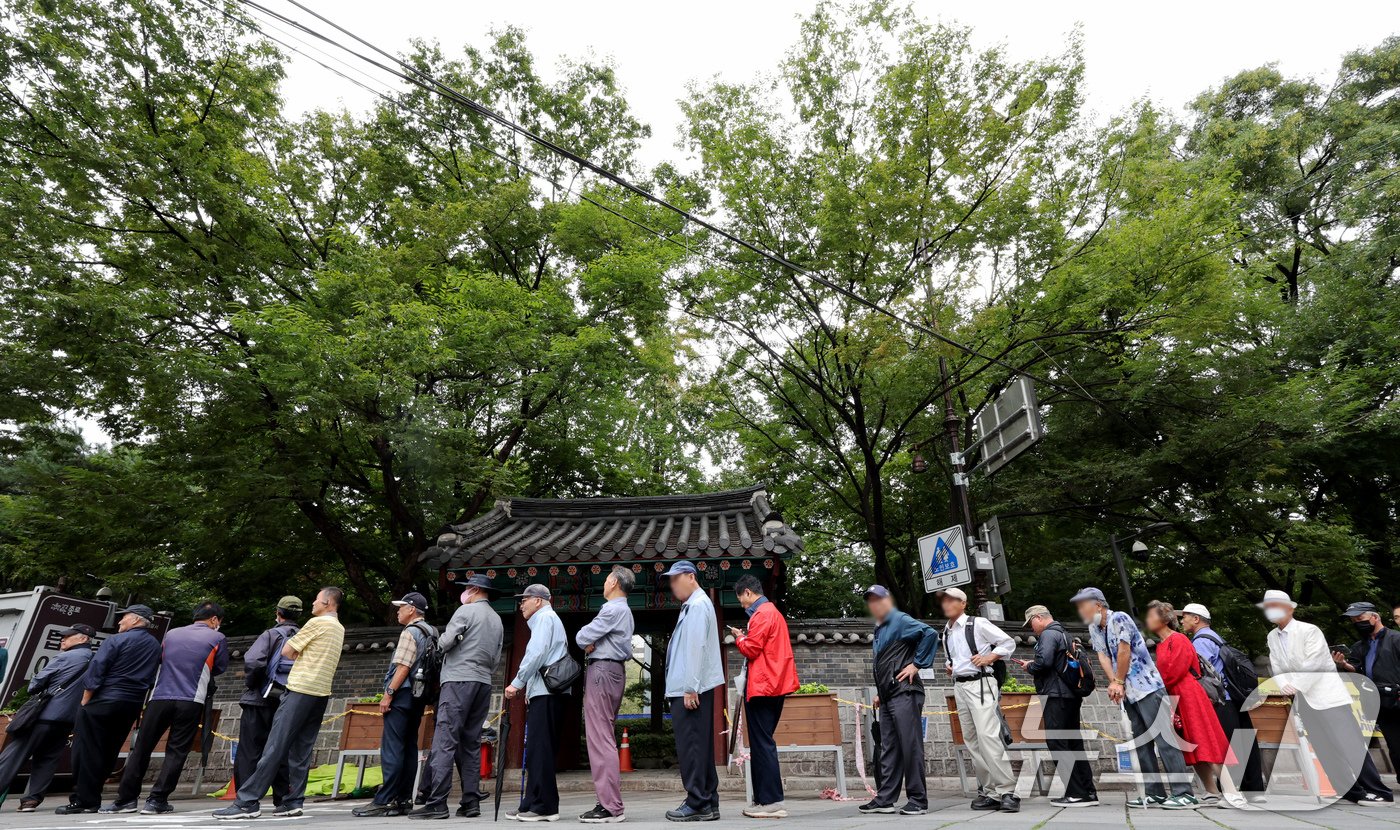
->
[0,624,97,811]
[104,601,228,815]
[58,605,164,815]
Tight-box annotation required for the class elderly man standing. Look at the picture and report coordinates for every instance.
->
[1178,602,1267,799]
[234,596,302,814]
[216,587,347,820]
[576,566,637,824]
[57,605,163,815]
[0,624,96,812]
[941,587,1016,813]
[662,561,724,822]
[354,593,439,818]
[1015,606,1096,807]
[1336,601,1400,785]
[106,601,229,815]
[728,574,799,819]
[1262,590,1393,805]
[411,574,503,820]
[1072,587,1195,809]
[505,584,569,823]
[857,585,938,817]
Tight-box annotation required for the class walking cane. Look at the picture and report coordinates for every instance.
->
[493,704,511,821]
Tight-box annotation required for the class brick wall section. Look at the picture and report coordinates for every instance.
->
[171,616,1126,787]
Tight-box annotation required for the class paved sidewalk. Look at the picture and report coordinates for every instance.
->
[8,790,1400,830]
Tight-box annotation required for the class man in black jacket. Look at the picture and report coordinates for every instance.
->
[1014,606,1097,807]
[234,596,302,813]
[1335,601,1400,776]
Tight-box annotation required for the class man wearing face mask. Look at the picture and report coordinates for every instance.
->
[1262,590,1393,805]
[410,575,503,820]
[105,601,229,815]
[1334,601,1400,786]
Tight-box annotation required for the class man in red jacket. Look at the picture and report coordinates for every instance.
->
[728,575,799,818]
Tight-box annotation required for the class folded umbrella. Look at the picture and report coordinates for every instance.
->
[493,705,511,821]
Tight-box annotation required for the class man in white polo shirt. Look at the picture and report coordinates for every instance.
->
[941,588,1017,813]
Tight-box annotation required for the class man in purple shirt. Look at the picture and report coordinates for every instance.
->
[103,601,228,815]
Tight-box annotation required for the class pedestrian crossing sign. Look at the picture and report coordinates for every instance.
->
[918,524,971,593]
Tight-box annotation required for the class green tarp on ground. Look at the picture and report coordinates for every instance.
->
[210,763,383,798]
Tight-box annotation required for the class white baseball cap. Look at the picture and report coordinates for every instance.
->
[937,587,968,601]
[1256,589,1297,609]
[1178,603,1211,621]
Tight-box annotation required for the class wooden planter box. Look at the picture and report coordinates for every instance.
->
[339,702,436,751]
[744,693,841,747]
[1250,696,1297,745]
[948,692,1040,745]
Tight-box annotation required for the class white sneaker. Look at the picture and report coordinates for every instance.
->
[743,803,787,818]
[517,812,560,822]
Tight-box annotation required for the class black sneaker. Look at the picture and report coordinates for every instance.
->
[898,803,927,815]
[271,804,304,817]
[1051,796,1100,808]
[54,804,99,815]
[99,800,139,814]
[140,800,174,815]
[213,803,262,820]
[1352,792,1394,807]
[17,800,40,813]
[457,805,481,818]
[410,806,450,820]
[353,803,401,817]
[581,803,625,823]
[858,801,896,813]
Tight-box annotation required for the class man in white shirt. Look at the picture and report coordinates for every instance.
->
[940,588,1018,812]
[1261,590,1393,806]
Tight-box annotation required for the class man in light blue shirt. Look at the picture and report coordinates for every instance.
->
[505,584,569,822]
[662,561,724,822]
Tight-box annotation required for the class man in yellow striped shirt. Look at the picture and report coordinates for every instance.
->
[216,587,346,820]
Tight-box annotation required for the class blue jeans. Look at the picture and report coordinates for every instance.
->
[375,695,426,805]
[1125,688,1191,799]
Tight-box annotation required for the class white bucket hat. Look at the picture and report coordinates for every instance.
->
[1255,589,1297,609]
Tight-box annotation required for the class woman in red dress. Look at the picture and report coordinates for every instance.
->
[1146,601,1245,808]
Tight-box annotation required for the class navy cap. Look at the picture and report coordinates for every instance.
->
[455,574,497,593]
[1069,587,1106,605]
[1343,601,1379,618]
[862,584,890,599]
[119,604,156,621]
[58,623,97,638]
[392,592,428,613]
[661,561,697,578]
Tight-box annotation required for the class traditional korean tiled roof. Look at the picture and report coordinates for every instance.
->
[420,486,804,570]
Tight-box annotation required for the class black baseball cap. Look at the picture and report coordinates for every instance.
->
[392,592,429,613]
[118,604,156,621]
[57,623,97,638]
[1343,601,1379,618]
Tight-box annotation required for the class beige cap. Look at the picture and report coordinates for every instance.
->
[937,587,968,601]
[1022,604,1050,627]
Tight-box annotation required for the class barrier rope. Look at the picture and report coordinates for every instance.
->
[198,703,502,747]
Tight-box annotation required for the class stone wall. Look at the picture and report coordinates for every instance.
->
[179,615,1125,789]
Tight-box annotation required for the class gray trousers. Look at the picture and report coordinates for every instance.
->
[235,691,328,809]
[423,681,493,810]
[1125,688,1191,798]
[874,692,927,809]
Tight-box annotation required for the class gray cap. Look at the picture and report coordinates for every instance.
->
[661,561,697,578]
[514,584,551,601]
[119,604,156,621]
[1069,587,1106,605]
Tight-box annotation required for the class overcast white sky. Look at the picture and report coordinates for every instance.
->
[266,0,1398,166]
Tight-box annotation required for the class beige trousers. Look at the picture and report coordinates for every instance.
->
[953,676,1016,797]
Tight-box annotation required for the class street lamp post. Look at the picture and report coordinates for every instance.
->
[1108,522,1172,622]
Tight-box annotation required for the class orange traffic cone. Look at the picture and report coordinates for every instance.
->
[619,727,633,773]
[219,772,238,800]
[1310,747,1336,797]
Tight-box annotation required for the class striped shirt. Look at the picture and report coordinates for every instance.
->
[286,613,345,697]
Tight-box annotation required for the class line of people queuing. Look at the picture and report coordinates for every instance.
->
[4,568,1398,820]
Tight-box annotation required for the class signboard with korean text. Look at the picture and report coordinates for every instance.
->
[918,524,972,593]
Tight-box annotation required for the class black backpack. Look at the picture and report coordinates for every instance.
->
[1194,630,1260,700]
[408,620,444,703]
[947,619,1008,687]
[1056,636,1097,698]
